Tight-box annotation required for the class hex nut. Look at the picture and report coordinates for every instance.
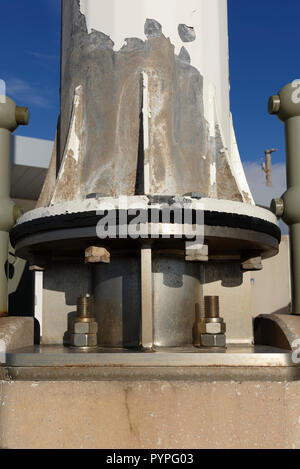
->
[206,322,226,334]
[70,333,98,347]
[72,321,98,334]
[194,320,226,335]
[200,334,226,348]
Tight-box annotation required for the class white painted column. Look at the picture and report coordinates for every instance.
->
[79,0,253,203]
[80,0,231,151]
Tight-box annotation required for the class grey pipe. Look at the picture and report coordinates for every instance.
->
[0,95,29,317]
[269,82,300,315]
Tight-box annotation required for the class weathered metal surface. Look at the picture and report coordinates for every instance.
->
[14,196,279,226]
[93,256,141,348]
[3,364,300,383]
[215,125,243,201]
[9,2,282,357]
[42,263,90,345]
[255,313,300,350]
[11,197,280,264]
[92,252,203,349]
[141,244,153,349]
[2,345,296,367]
[152,255,200,347]
[37,0,251,203]
[51,86,84,204]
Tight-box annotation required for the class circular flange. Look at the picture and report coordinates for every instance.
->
[10,197,280,261]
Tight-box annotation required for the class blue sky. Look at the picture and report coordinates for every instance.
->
[0,0,60,141]
[228,0,300,166]
[1,0,299,167]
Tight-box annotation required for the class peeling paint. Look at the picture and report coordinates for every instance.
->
[178,24,196,42]
[51,85,84,203]
[145,19,162,39]
[17,195,278,226]
[178,46,191,64]
[38,0,255,208]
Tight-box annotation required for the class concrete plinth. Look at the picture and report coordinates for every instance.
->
[1,379,300,449]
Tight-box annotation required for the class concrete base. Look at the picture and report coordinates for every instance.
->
[1,316,300,449]
[1,379,300,449]
[0,317,34,360]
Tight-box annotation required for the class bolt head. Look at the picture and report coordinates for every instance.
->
[200,334,226,348]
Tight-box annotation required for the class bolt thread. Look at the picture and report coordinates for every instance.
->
[204,296,219,318]
[77,294,94,317]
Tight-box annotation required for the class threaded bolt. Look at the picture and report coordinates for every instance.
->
[77,294,94,317]
[204,296,220,318]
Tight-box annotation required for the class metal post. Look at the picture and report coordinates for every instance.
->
[269,83,300,315]
[262,149,278,187]
[0,96,29,316]
[141,243,153,349]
